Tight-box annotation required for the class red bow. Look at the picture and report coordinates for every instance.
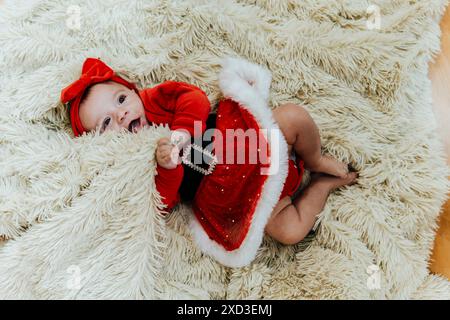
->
[60,58,137,136]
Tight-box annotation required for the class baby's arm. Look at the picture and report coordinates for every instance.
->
[155,137,183,213]
[143,79,212,163]
[143,81,211,212]
[141,81,211,138]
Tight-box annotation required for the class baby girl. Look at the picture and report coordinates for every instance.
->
[61,57,357,267]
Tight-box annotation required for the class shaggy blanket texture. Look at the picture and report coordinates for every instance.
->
[1,0,450,299]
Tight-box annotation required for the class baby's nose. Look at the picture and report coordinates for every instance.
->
[118,110,128,123]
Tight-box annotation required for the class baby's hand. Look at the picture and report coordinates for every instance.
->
[156,137,180,169]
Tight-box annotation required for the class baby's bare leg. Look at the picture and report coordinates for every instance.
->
[266,172,357,245]
[273,103,349,178]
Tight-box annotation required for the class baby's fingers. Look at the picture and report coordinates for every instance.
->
[160,155,172,164]
[158,149,173,159]
[157,137,171,147]
[156,144,173,155]
[156,151,171,164]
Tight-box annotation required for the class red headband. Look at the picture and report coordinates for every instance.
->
[60,58,138,136]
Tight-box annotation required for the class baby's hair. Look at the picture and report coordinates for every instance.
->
[79,85,93,107]
[79,80,116,107]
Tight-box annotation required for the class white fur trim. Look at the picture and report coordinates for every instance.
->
[189,57,289,268]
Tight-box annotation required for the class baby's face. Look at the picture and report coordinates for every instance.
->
[79,81,149,134]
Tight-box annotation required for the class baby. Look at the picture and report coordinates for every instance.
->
[61,57,357,266]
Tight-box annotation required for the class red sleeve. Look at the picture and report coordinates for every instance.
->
[155,164,184,213]
[141,81,211,137]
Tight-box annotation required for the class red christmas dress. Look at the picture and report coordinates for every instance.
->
[143,57,304,267]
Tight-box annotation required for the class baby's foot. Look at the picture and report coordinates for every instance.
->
[310,171,358,193]
[309,155,349,178]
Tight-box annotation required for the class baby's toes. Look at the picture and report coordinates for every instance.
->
[337,162,350,178]
[345,171,358,185]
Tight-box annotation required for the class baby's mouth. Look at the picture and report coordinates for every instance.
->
[128,118,141,133]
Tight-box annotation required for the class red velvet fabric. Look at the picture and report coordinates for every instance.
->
[191,99,304,251]
[155,164,184,211]
[139,81,211,138]
[279,157,305,200]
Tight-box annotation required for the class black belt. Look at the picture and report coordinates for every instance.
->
[179,112,217,202]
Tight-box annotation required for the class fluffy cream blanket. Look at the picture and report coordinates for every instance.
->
[1,0,449,299]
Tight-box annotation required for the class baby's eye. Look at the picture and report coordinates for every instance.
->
[118,94,126,104]
[101,117,111,132]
